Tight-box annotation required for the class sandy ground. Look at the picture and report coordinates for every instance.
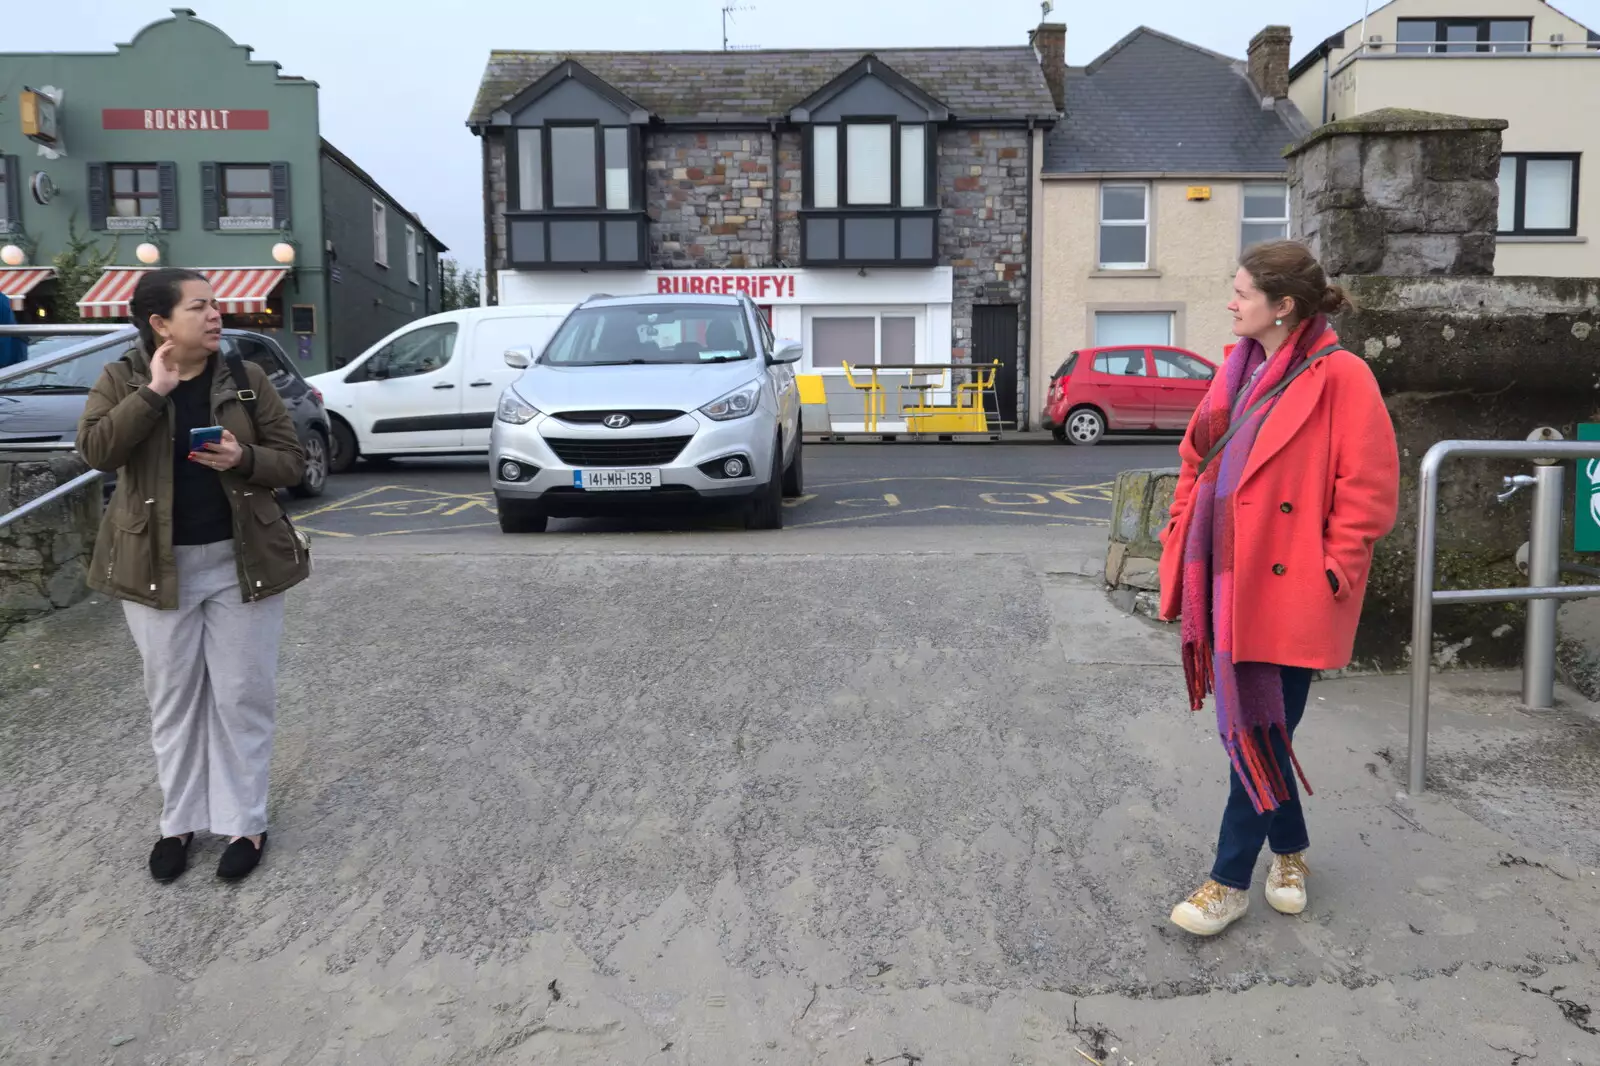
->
[2,525,1597,1065]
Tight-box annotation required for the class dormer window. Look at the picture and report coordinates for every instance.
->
[807,121,930,209]
[515,124,636,211]
[791,56,947,267]
[493,59,649,270]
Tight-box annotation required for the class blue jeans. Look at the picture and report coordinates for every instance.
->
[1210,666,1313,890]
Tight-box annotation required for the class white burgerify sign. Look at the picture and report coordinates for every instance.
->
[499,267,953,308]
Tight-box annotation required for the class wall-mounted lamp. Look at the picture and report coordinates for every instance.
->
[271,241,297,265]
[0,244,25,267]
[135,242,162,265]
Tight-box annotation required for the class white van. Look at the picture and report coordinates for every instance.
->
[310,304,571,472]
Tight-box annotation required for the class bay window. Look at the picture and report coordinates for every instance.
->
[507,122,646,269]
[807,119,930,210]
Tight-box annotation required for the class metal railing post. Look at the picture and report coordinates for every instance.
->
[1523,463,1564,708]
[1408,443,1446,795]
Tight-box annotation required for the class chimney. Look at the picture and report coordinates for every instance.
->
[1030,21,1067,112]
[1248,25,1292,101]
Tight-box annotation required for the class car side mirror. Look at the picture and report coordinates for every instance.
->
[772,340,803,365]
[505,346,533,369]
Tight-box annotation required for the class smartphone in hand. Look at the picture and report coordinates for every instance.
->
[189,426,224,456]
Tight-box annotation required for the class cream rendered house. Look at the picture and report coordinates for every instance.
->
[1290,0,1600,276]
[1035,26,1308,423]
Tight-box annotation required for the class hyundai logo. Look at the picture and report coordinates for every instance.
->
[603,413,632,429]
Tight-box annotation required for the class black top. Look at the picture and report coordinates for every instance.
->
[169,360,234,546]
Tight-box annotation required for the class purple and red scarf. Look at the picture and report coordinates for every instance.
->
[1179,316,1330,814]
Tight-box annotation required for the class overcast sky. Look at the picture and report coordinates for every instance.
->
[14,0,1600,271]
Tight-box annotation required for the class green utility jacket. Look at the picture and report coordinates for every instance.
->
[78,343,310,610]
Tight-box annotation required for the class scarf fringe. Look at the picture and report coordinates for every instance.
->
[1182,639,1214,712]
[1225,725,1313,815]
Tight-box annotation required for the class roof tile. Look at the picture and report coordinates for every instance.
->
[469,47,1058,126]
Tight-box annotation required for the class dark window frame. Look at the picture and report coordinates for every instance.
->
[803,116,934,211]
[1396,17,1533,53]
[1499,152,1581,237]
[218,163,275,219]
[508,121,639,214]
[108,163,163,218]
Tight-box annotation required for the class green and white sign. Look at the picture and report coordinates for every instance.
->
[1578,424,1600,552]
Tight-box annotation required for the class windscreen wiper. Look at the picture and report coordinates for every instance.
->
[0,384,90,394]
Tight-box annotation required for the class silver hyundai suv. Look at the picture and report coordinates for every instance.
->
[489,292,804,533]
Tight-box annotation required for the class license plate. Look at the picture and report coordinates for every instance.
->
[574,468,660,491]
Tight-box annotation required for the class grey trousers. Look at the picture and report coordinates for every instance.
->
[123,540,285,838]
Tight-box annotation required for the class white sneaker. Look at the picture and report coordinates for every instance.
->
[1169,879,1249,936]
[1265,852,1309,915]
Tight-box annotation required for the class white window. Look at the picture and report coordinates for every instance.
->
[604,127,631,211]
[900,126,926,208]
[372,200,388,267]
[846,123,893,206]
[812,126,839,209]
[517,129,543,210]
[1498,153,1579,236]
[1242,182,1290,247]
[405,225,419,284]
[1098,184,1149,269]
[1094,311,1172,347]
[805,307,922,370]
[810,123,928,210]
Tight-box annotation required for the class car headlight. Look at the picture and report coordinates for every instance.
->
[497,388,541,425]
[700,381,763,421]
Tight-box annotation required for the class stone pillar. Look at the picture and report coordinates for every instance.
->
[1286,108,1507,277]
[1104,467,1180,619]
[0,453,100,638]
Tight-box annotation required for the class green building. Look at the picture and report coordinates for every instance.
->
[0,8,445,372]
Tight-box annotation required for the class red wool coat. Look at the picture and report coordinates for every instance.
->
[1157,343,1400,669]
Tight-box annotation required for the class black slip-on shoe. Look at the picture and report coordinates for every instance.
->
[216,832,267,881]
[149,834,193,883]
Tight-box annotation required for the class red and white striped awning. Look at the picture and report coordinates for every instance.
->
[77,266,288,319]
[1,267,56,312]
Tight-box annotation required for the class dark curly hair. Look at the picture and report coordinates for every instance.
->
[129,268,208,352]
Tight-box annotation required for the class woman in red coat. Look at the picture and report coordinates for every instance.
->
[1158,240,1399,936]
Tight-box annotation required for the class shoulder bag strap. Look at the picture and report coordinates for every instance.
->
[222,350,260,431]
[1196,343,1342,480]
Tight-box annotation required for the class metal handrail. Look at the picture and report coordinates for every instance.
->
[0,469,102,532]
[1408,438,1600,795]
[0,324,130,387]
[0,324,125,529]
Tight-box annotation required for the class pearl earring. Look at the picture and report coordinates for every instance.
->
[1275,318,1283,327]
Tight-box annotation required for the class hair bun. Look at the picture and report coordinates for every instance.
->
[1319,282,1351,315]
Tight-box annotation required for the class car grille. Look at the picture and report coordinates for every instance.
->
[553,409,685,425]
[544,436,693,466]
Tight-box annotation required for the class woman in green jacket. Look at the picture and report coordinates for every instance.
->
[78,268,310,883]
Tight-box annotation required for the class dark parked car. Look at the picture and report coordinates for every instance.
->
[0,327,330,497]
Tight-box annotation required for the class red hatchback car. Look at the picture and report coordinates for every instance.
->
[1041,345,1217,445]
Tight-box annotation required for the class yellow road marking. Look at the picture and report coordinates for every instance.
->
[291,483,403,520]
[781,494,818,508]
[369,521,502,538]
[980,491,1049,506]
[786,505,955,529]
[293,524,355,538]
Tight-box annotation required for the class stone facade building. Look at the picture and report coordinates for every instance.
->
[468,33,1057,427]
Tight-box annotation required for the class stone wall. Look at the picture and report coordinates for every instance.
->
[1289,109,1505,277]
[1333,275,1600,668]
[938,128,1031,363]
[0,454,99,639]
[646,130,784,269]
[1104,467,1179,620]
